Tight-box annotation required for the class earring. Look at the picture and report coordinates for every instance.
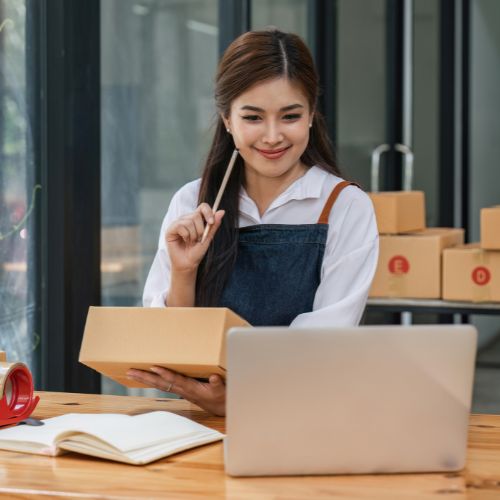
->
[309,123,312,128]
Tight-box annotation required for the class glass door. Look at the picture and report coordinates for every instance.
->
[336,0,440,226]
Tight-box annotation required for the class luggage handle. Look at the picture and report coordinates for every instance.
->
[370,143,414,192]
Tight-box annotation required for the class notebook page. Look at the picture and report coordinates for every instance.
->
[57,411,222,452]
[60,429,222,464]
[0,413,97,455]
[123,430,223,463]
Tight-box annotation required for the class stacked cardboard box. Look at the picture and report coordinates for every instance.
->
[442,206,500,302]
[369,191,425,234]
[369,191,464,299]
[481,206,500,250]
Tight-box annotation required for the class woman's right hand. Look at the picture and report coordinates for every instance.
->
[166,203,225,273]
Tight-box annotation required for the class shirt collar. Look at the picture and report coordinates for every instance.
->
[239,165,328,219]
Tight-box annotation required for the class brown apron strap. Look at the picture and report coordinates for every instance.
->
[317,181,360,224]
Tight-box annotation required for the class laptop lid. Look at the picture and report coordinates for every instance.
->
[225,325,477,476]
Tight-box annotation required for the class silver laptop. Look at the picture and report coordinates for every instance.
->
[224,325,477,476]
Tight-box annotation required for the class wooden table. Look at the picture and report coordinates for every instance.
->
[1,392,500,499]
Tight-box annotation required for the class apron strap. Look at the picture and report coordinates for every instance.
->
[317,181,360,224]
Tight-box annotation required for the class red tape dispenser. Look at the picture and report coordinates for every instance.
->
[0,351,40,427]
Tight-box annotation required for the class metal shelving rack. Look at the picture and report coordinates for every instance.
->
[366,298,500,316]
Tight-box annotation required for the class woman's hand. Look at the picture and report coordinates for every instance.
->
[126,366,226,417]
[166,203,225,273]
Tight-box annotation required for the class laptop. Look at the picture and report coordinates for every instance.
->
[224,324,477,476]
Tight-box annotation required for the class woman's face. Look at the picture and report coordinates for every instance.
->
[223,77,313,181]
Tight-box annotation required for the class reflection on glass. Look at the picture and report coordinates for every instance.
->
[0,1,37,371]
[101,0,218,394]
[336,0,386,190]
[251,0,310,44]
[413,0,439,226]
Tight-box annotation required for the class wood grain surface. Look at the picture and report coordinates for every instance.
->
[0,392,499,499]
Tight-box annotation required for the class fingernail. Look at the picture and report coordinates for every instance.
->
[150,367,160,373]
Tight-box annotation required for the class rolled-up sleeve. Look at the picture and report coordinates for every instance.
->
[143,245,171,307]
[290,189,379,327]
[143,213,173,308]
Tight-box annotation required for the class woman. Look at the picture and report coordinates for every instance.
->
[127,29,379,416]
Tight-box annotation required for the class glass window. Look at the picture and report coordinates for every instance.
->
[336,0,386,190]
[251,0,310,44]
[0,0,38,372]
[413,0,439,226]
[100,0,219,394]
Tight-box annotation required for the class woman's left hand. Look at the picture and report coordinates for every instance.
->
[126,366,226,416]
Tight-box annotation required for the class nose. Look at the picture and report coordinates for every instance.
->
[262,121,284,146]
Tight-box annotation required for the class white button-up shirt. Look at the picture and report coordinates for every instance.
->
[143,166,379,326]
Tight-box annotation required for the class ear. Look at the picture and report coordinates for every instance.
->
[309,109,315,127]
[220,113,231,130]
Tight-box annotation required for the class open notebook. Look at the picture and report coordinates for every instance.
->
[0,411,223,465]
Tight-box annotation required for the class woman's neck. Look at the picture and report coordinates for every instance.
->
[244,162,308,217]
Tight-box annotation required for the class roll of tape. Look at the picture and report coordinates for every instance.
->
[0,361,40,427]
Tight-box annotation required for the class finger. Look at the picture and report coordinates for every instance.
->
[182,218,198,243]
[203,210,225,245]
[191,212,206,239]
[166,221,191,244]
[126,369,167,390]
[150,366,197,398]
[127,368,190,397]
[197,203,215,225]
[209,374,225,389]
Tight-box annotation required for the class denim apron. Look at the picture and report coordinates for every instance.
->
[218,181,357,325]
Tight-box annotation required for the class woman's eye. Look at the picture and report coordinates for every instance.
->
[241,115,261,121]
[283,113,302,121]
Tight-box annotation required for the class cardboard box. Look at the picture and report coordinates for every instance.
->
[368,191,426,234]
[369,228,464,299]
[481,206,500,250]
[0,351,6,362]
[443,244,500,302]
[79,307,250,387]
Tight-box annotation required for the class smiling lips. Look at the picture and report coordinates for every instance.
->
[254,145,291,160]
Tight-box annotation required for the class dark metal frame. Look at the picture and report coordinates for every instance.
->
[218,0,251,56]
[439,0,457,228]
[310,0,338,145]
[438,0,470,236]
[385,0,405,191]
[460,0,470,239]
[33,0,101,393]
[367,299,500,316]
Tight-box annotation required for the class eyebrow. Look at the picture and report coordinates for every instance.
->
[239,104,304,112]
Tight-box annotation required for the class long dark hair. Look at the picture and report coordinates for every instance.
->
[195,28,342,306]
